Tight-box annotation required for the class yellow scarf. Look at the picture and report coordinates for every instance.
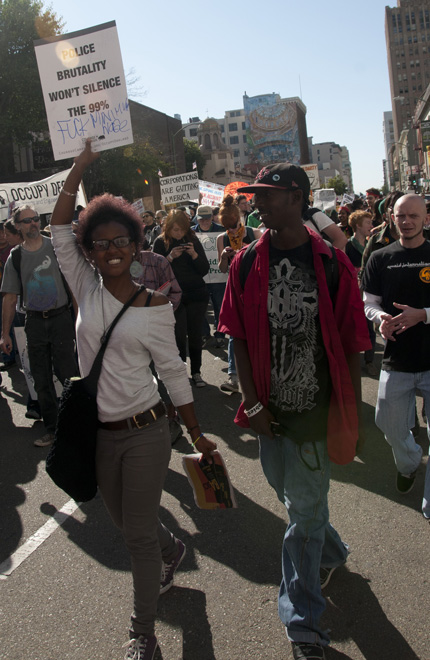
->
[227,224,246,251]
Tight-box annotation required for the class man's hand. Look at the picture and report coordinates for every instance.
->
[390,303,426,335]
[247,407,276,438]
[0,334,13,355]
[379,313,396,341]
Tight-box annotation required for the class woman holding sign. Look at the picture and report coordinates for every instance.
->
[49,140,216,660]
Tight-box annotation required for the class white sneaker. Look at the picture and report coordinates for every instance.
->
[34,433,55,447]
[192,373,206,387]
[220,376,239,393]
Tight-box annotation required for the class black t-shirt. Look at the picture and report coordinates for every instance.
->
[267,241,331,444]
[362,239,430,372]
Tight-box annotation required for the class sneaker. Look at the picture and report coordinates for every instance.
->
[123,634,158,660]
[192,373,206,388]
[25,408,42,420]
[220,376,239,393]
[320,566,337,589]
[160,539,186,594]
[169,418,183,445]
[291,641,325,660]
[365,361,379,377]
[214,337,225,348]
[201,335,211,348]
[34,433,55,447]
[396,470,417,494]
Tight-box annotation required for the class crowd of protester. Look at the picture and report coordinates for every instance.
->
[1,147,430,660]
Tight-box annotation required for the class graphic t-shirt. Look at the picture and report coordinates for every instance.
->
[1,237,68,311]
[267,241,331,444]
[362,239,430,372]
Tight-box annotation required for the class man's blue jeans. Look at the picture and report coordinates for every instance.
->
[376,368,430,518]
[259,434,348,646]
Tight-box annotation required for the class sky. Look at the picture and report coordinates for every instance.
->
[49,0,395,193]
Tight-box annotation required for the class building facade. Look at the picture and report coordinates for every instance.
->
[385,1,430,142]
[310,141,353,191]
[183,92,310,179]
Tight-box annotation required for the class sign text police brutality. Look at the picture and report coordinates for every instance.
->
[34,21,133,160]
[160,172,199,205]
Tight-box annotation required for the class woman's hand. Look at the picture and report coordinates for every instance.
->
[169,245,186,260]
[183,242,198,259]
[193,434,217,462]
[74,138,100,172]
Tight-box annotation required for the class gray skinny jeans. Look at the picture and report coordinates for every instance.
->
[96,416,178,636]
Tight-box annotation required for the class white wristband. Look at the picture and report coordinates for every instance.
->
[244,401,263,417]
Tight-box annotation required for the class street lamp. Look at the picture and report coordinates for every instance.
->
[171,122,196,175]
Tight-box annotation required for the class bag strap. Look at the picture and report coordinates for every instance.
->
[85,285,145,395]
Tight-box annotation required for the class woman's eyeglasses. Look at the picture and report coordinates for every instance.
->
[92,236,131,251]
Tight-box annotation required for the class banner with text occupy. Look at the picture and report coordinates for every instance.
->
[198,180,225,207]
[160,172,200,206]
[0,169,85,220]
[302,164,320,190]
[196,233,228,285]
[34,21,133,161]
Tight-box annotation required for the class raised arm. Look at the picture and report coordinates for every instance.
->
[51,139,99,226]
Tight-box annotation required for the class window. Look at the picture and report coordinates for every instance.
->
[189,128,197,137]
[204,134,211,150]
[233,149,240,158]
[220,125,225,132]
[228,122,238,131]
[243,135,247,143]
[230,136,239,145]
[242,122,246,130]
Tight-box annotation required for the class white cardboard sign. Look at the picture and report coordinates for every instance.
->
[160,172,200,206]
[34,21,133,160]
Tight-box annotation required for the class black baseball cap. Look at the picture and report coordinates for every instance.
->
[237,163,311,203]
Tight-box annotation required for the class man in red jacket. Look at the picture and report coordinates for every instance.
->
[219,164,370,660]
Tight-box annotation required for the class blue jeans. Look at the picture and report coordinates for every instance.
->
[259,434,348,646]
[376,368,430,518]
[227,336,236,376]
[202,282,226,338]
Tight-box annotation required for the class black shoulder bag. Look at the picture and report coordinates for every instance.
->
[46,286,145,502]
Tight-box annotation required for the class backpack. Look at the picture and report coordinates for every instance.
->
[238,239,339,305]
[11,244,72,308]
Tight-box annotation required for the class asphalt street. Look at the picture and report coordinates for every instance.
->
[0,335,429,660]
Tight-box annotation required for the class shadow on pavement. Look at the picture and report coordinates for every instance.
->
[323,568,420,660]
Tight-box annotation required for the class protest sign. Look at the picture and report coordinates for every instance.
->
[132,198,145,215]
[341,193,355,206]
[196,233,228,284]
[198,180,225,207]
[302,164,320,190]
[160,172,199,206]
[34,21,133,160]
[0,170,85,220]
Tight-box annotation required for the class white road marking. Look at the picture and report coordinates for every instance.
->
[0,499,80,579]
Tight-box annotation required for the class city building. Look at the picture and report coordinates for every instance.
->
[383,110,395,187]
[310,141,353,191]
[385,1,430,143]
[183,92,310,179]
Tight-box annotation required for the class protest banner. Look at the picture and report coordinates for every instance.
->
[14,328,63,400]
[132,198,145,215]
[341,193,355,206]
[34,21,133,160]
[0,170,85,220]
[198,180,225,207]
[302,164,320,190]
[160,172,199,206]
[196,233,228,284]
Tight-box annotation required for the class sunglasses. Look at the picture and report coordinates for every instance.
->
[142,214,152,219]
[16,216,40,224]
[92,236,132,251]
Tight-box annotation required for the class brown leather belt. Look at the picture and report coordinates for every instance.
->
[98,401,166,431]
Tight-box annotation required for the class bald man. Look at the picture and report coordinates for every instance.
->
[362,194,430,519]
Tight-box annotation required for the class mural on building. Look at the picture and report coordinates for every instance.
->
[244,94,300,167]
